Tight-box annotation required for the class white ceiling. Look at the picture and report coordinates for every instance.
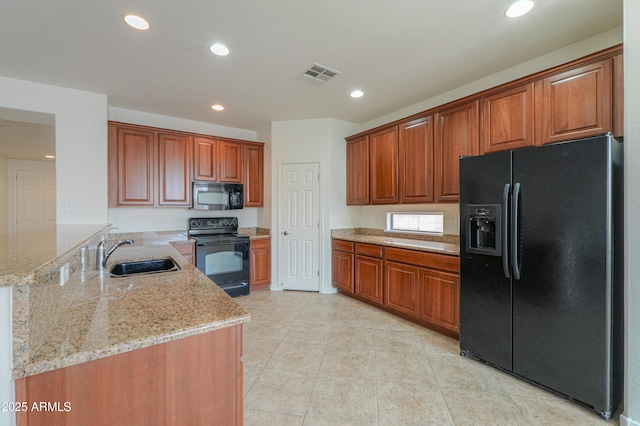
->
[0,0,623,138]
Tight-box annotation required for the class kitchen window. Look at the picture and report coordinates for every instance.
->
[386,212,444,234]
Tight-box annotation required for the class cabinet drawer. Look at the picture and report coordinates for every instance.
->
[355,243,383,258]
[385,247,459,273]
[250,237,270,249]
[332,239,354,252]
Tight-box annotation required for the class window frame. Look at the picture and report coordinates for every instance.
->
[385,212,444,235]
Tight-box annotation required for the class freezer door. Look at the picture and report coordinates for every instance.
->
[511,136,615,412]
[459,150,512,371]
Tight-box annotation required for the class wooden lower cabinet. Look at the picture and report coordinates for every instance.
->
[15,325,243,426]
[384,261,419,317]
[332,250,354,294]
[250,238,271,291]
[331,240,355,294]
[331,238,460,338]
[354,255,384,306]
[419,268,460,334]
[169,240,195,265]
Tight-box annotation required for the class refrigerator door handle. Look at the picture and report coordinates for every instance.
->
[512,182,522,280]
[502,183,511,279]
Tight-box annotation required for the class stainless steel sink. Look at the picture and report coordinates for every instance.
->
[109,257,180,277]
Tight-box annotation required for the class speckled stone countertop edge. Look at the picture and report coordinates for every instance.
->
[239,227,271,238]
[13,314,250,379]
[332,228,460,256]
[0,225,111,288]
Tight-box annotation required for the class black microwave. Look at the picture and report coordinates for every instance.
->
[192,182,243,210]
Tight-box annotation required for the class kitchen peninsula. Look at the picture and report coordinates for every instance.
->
[1,226,249,425]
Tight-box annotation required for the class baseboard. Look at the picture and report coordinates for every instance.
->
[621,414,640,426]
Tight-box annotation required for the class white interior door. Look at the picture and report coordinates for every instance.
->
[16,170,56,231]
[279,162,320,291]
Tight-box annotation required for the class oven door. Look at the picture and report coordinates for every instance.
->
[195,240,250,297]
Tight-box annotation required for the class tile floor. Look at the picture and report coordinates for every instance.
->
[236,290,618,426]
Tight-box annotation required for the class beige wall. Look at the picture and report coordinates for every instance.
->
[622,1,639,424]
[0,76,108,225]
[0,155,7,234]
[270,118,360,294]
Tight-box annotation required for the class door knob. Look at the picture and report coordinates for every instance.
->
[283,231,289,235]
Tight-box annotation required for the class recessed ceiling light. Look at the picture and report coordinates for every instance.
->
[123,14,150,30]
[506,0,534,18]
[351,90,364,98]
[45,155,55,159]
[211,104,225,111]
[210,44,230,56]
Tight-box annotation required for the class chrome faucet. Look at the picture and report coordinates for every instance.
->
[96,239,134,270]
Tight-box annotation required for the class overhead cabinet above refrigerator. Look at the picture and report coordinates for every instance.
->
[459,134,623,420]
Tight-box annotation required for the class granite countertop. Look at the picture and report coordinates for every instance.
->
[332,229,460,256]
[0,224,110,288]
[238,227,271,239]
[11,232,250,379]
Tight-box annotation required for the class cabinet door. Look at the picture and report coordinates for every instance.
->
[399,116,434,203]
[419,268,459,333]
[538,59,612,145]
[346,136,370,205]
[384,261,419,318]
[370,127,399,204]
[434,100,479,202]
[482,84,535,153]
[158,133,192,206]
[243,143,264,207]
[219,141,243,183]
[332,250,354,294]
[250,238,271,290]
[111,125,156,206]
[613,54,623,138]
[355,255,383,305]
[193,137,218,181]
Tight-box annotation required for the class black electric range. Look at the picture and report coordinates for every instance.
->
[188,217,250,297]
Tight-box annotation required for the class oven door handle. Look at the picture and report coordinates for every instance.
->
[196,241,249,247]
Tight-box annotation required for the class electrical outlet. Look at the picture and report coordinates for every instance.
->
[59,262,70,286]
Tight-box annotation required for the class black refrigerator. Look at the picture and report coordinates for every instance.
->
[459,134,623,420]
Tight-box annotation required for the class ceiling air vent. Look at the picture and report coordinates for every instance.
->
[296,63,341,86]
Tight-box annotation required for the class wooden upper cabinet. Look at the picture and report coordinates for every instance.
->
[370,127,399,204]
[482,83,535,153]
[219,141,243,183]
[399,116,434,203]
[613,54,623,138]
[537,59,612,145]
[110,124,156,206]
[346,135,370,205]
[193,137,218,181]
[434,100,480,202]
[243,143,264,207]
[158,133,192,206]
